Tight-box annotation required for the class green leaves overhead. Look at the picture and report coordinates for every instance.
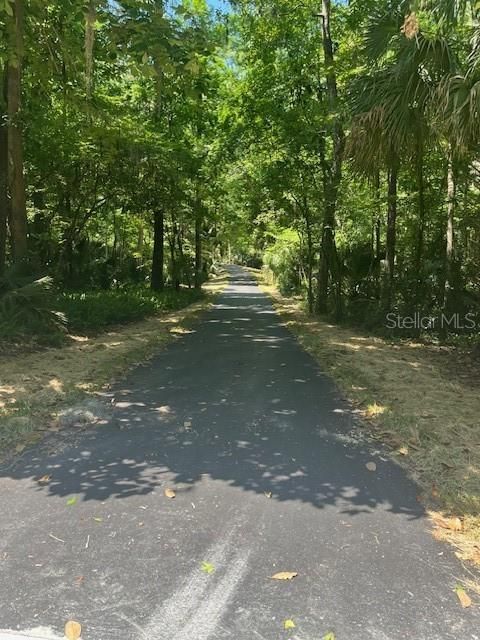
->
[1,0,480,336]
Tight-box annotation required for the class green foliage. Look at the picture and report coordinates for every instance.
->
[57,287,204,334]
[0,265,66,340]
[263,230,302,296]
[2,0,480,341]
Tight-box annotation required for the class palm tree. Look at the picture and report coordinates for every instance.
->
[348,2,455,309]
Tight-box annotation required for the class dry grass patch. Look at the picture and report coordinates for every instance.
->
[254,270,480,568]
[0,274,228,459]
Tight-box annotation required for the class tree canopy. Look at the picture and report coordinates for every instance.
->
[1,0,480,337]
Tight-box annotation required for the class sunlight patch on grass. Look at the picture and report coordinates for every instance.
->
[365,402,386,418]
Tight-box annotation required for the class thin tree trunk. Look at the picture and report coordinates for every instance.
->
[443,147,456,314]
[151,210,164,292]
[317,196,335,313]
[137,222,144,266]
[385,156,399,307]
[112,210,118,266]
[85,1,97,100]
[194,192,202,289]
[0,65,8,276]
[169,216,180,291]
[373,171,382,298]
[7,0,28,262]
[414,139,426,309]
[316,0,345,314]
[303,197,314,314]
[177,231,189,288]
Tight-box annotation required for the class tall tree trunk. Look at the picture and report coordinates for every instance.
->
[317,194,335,313]
[443,147,456,314]
[371,170,381,298]
[194,202,202,290]
[177,230,189,288]
[169,216,180,291]
[316,0,345,314]
[7,0,28,262]
[303,197,314,314]
[414,138,426,308]
[137,222,144,266]
[151,210,164,292]
[194,213,202,290]
[85,1,97,100]
[385,156,399,308]
[0,65,8,276]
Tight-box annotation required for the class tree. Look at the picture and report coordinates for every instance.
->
[6,0,27,261]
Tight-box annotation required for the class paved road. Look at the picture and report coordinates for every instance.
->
[0,267,478,640]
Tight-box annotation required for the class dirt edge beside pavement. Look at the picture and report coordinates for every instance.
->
[0,273,229,462]
[251,268,480,578]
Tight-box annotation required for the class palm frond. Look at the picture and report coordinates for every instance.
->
[0,267,66,337]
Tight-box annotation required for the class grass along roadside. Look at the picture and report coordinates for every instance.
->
[0,273,228,461]
[252,268,480,571]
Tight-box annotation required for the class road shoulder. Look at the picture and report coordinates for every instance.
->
[0,274,228,463]
[251,267,480,579]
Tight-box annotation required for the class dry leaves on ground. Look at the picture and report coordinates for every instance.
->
[431,513,463,532]
[164,488,176,499]
[366,462,377,472]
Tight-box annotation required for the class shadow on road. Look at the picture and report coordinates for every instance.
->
[0,269,423,523]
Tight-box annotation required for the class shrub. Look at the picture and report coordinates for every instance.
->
[57,286,204,334]
[0,265,66,341]
[263,229,302,296]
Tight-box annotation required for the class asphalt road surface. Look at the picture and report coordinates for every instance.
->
[0,267,478,640]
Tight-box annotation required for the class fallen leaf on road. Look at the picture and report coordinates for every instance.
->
[38,474,51,484]
[455,586,472,608]
[164,488,176,499]
[64,620,82,640]
[283,619,295,630]
[93,517,103,523]
[366,462,377,472]
[264,491,272,498]
[323,633,336,640]
[271,572,298,580]
[201,561,215,574]
[66,497,77,506]
[74,576,84,586]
